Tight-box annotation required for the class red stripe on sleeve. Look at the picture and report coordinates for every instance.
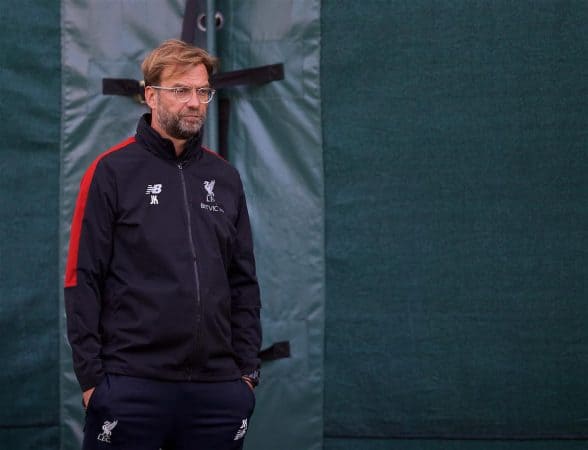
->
[64,137,135,288]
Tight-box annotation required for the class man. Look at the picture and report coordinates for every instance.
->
[65,39,261,449]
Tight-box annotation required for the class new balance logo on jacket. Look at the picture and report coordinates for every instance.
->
[146,183,162,205]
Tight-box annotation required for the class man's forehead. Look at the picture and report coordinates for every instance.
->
[160,64,209,84]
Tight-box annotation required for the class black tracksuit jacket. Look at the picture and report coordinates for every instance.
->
[65,114,262,391]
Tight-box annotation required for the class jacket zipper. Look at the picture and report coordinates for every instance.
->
[177,162,202,380]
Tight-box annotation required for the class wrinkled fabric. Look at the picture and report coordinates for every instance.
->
[217,1,324,449]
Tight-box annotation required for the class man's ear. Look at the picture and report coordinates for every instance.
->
[144,87,156,109]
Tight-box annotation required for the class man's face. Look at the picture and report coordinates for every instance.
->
[146,64,210,141]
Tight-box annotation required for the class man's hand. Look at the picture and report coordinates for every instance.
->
[82,387,95,409]
[241,377,255,392]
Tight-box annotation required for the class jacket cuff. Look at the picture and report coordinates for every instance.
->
[78,371,105,392]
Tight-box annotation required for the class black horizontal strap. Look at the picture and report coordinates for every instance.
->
[102,78,145,102]
[259,341,290,362]
[212,63,284,89]
[102,63,284,103]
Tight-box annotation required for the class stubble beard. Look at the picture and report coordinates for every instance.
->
[157,103,206,140]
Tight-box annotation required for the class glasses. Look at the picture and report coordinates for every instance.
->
[149,85,216,103]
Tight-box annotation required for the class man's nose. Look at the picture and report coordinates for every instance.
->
[185,89,202,106]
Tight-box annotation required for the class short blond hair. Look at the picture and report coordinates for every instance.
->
[142,39,218,86]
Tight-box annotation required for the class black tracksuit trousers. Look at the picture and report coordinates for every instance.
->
[83,374,256,450]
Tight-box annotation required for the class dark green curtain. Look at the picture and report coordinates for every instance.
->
[322,1,588,448]
[0,1,61,449]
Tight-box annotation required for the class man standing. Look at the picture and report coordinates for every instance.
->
[65,39,261,449]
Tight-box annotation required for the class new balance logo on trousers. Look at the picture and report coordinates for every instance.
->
[84,374,255,449]
[233,419,248,441]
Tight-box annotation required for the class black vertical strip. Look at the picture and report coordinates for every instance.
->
[181,0,207,48]
[181,0,198,43]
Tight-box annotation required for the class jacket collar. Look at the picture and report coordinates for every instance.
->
[135,113,203,163]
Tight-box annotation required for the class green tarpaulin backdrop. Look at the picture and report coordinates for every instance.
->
[0,1,587,449]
